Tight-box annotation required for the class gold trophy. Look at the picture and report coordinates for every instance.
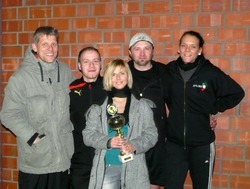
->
[107,103,133,163]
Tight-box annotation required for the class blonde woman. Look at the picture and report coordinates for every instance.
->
[83,59,158,189]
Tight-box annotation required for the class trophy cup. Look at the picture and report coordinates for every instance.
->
[107,103,133,163]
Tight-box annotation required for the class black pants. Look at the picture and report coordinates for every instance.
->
[164,141,215,189]
[69,168,91,189]
[19,170,69,189]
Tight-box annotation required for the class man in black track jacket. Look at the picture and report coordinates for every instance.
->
[69,47,106,189]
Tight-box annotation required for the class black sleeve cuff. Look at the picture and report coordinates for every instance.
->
[106,138,112,149]
[27,133,39,146]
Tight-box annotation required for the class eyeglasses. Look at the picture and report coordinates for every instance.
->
[81,59,100,66]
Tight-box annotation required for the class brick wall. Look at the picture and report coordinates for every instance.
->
[0,0,249,189]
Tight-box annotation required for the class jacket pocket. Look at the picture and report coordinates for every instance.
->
[25,136,55,168]
[27,95,48,125]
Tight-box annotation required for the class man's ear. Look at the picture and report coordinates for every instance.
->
[32,43,37,52]
[78,62,82,72]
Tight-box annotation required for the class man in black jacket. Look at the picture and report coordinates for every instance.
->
[69,47,106,189]
[128,32,168,189]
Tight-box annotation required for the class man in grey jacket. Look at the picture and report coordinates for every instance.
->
[0,26,75,189]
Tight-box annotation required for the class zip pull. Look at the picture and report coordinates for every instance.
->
[88,83,92,90]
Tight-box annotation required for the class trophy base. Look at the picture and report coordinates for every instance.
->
[119,154,133,163]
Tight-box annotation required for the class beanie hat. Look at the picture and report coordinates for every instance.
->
[129,32,154,48]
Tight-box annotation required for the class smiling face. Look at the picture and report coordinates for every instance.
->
[178,34,202,64]
[78,50,101,82]
[111,66,128,90]
[129,41,154,71]
[32,34,58,63]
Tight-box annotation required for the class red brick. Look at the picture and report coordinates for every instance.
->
[125,16,151,28]
[2,46,22,57]
[60,58,78,71]
[98,17,123,29]
[238,131,250,145]
[222,160,250,174]
[24,20,46,31]
[19,32,33,44]
[48,19,71,30]
[2,0,22,7]
[96,44,123,57]
[2,58,20,71]
[232,57,248,71]
[180,14,194,27]
[104,31,129,43]
[202,0,231,12]
[117,2,140,14]
[225,43,250,56]
[2,182,18,189]
[2,21,22,32]
[229,73,250,88]
[202,28,217,41]
[197,14,223,27]
[232,117,250,130]
[92,3,115,15]
[209,58,231,71]
[30,7,52,18]
[216,116,230,130]
[72,0,94,2]
[216,130,237,144]
[226,13,250,26]
[13,170,19,181]
[233,0,250,11]
[212,174,229,188]
[231,175,250,189]
[217,145,244,159]
[2,157,17,169]
[58,45,70,57]
[59,32,77,43]
[76,4,89,17]
[54,5,76,17]
[2,169,12,180]
[246,147,250,160]
[144,1,170,14]
[218,28,247,41]
[2,34,17,45]
[78,31,102,43]
[2,8,17,19]
[25,0,46,5]
[18,8,28,19]
[2,71,15,83]
[3,145,18,157]
[173,0,200,12]
[48,0,71,4]
[152,15,179,28]
[72,18,96,30]
[203,43,222,56]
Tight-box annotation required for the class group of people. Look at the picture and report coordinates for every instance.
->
[0,26,245,189]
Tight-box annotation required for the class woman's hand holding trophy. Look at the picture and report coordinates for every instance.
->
[107,103,134,163]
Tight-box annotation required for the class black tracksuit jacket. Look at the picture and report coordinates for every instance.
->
[69,76,106,170]
[128,60,168,143]
[165,55,245,147]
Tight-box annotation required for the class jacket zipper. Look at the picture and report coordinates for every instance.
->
[89,83,92,103]
[183,81,187,149]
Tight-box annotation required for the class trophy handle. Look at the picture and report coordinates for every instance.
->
[116,128,124,138]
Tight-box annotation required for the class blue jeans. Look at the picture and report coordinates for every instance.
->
[102,165,122,189]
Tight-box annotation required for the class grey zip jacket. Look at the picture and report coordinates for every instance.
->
[0,46,75,174]
[83,96,158,189]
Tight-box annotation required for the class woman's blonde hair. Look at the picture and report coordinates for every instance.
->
[103,59,133,91]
